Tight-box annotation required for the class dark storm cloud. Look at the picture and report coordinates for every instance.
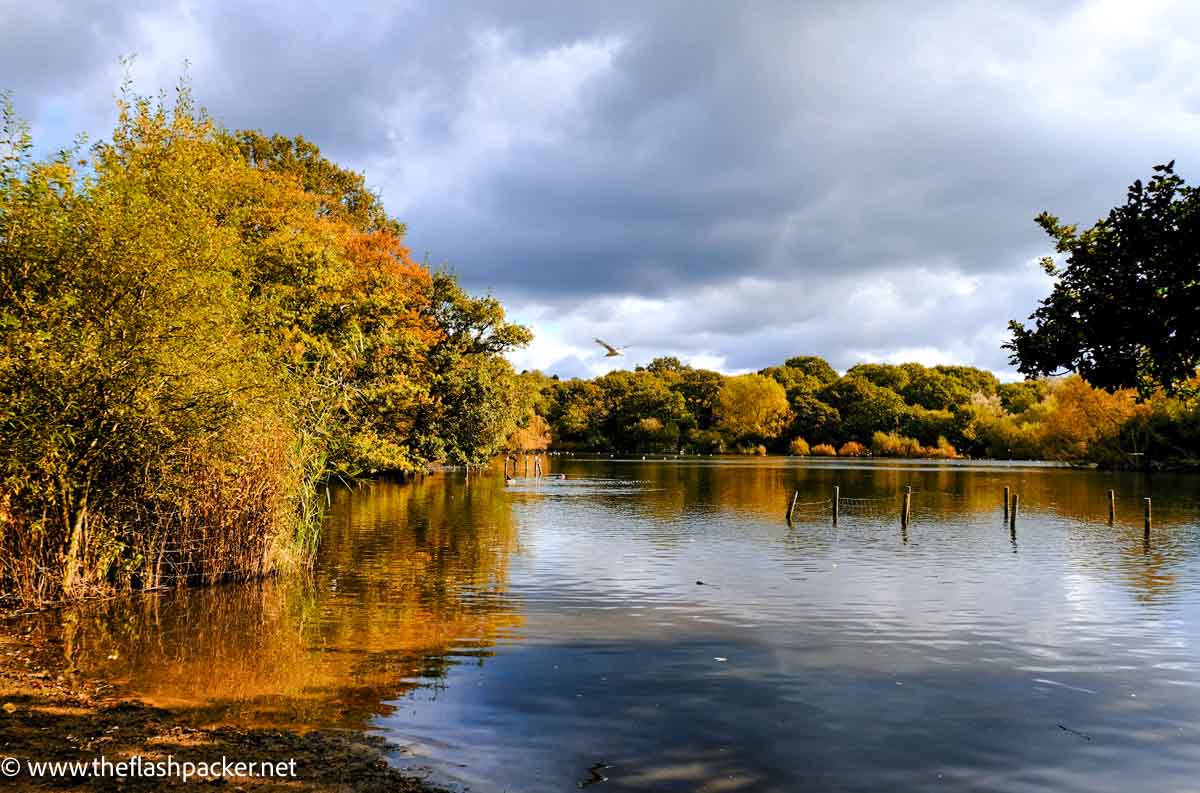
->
[4,1,1199,374]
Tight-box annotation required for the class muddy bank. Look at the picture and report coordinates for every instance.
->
[0,632,449,792]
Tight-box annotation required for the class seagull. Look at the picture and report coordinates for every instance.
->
[594,338,629,357]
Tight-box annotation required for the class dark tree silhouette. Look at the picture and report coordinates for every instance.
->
[1007,162,1200,395]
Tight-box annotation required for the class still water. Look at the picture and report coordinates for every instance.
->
[24,459,1200,791]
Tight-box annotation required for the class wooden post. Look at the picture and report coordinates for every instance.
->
[832,486,840,526]
[1144,497,1152,535]
[1108,489,1116,524]
[901,485,912,529]
[1010,494,1019,529]
[1004,486,1010,521]
[787,490,798,524]
[524,454,529,477]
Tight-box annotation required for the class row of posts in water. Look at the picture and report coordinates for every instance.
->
[504,454,545,479]
[787,484,1155,535]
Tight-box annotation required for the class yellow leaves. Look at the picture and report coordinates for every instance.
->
[715,374,791,442]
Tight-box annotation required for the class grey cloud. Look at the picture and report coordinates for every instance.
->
[3,1,1197,376]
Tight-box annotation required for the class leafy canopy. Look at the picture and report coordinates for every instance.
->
[1007,162,1200,395]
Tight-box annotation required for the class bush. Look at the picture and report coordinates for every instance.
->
[788,437,811,456]
[838,441,869,457]
[925,436,960,459]
[871,431,923,457]
[811,443,837,456]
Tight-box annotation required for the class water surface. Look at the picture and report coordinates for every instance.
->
[21,458,1200,792]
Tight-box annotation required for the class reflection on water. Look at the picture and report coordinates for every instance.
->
[19,474,522,729]
[14,459,1200,792]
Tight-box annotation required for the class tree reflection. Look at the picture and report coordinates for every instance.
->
[34,475,523,730]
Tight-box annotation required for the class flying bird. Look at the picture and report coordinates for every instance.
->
[594,338,629,357]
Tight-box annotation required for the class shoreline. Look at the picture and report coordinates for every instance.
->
[0,631,448,792]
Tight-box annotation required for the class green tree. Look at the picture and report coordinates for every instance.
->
[596,370,691,452]
[846,363,912,392]
[784,355,839,385]
[412,274,533,466]
[760,365,824,401]
[902,369,971,410]
[933,365,999,397]
[672,368,725,430]
[789,394,841,443]
[997,380,1048,414]
[1007,162,1200,395]
[821,376,907,441]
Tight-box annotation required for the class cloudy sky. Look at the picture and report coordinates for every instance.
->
[4,1,1200,379]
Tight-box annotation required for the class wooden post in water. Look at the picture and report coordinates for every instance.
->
[832,486,840,526]
[524,454,529,477]
[901,485,912,529]
[787,490,799,524]
[1003,486,1010,521]
[1010,494,1019,529]
[1108,489,1116,525]
[1144,497,1152,535]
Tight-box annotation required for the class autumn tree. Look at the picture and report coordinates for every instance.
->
[715,374,791,445]
[0,83,533,603]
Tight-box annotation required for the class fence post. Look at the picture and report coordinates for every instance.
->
[1108,489,1116,525]
[1010,494,1019,529]
[832,486,840,526]
[1004,486,1010,521]
[901,485,912,529]
[1144,497,1152,536]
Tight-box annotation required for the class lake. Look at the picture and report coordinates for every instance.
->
[19,458,1200,792]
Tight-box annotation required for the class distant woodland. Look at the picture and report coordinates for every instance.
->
[514,357,1199,467]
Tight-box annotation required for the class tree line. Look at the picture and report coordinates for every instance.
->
[516,356,1199,466]
[0,85,531,604]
